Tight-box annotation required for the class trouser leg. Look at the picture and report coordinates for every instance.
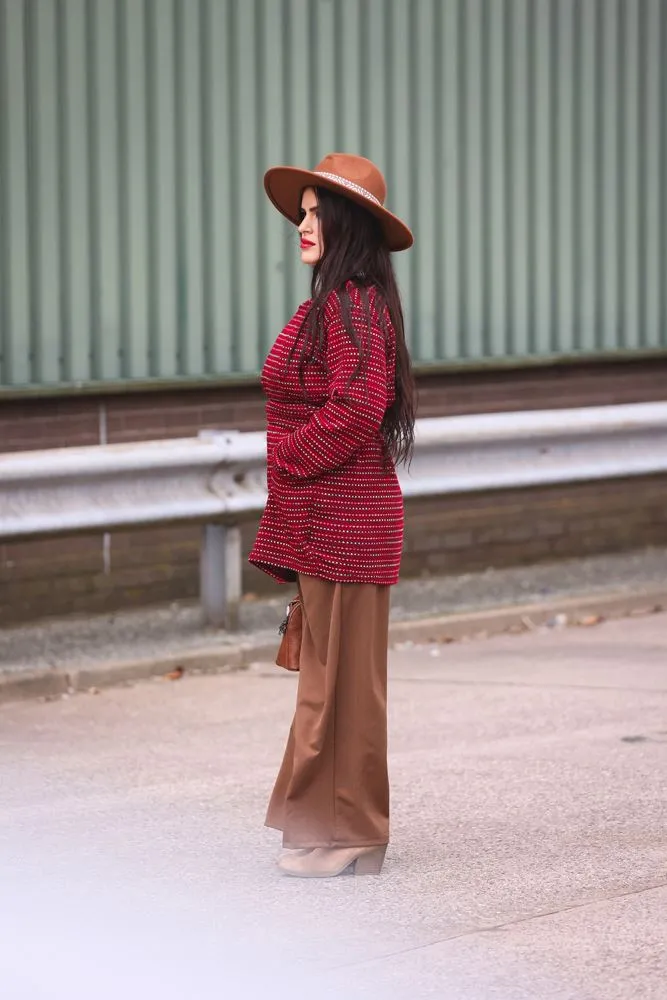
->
[265,575,390,848]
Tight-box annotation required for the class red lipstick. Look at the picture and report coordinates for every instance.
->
[300,239,316,249]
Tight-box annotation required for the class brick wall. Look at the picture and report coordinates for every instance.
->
[1,358,667,625]
[0,385,266,453]
[401,475,667,577]
[2,357,667,454]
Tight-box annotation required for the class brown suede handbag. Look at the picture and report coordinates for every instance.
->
[276,596,303,671]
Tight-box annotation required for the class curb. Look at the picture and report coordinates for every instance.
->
[0,639,279,706]
[387,587,666,644]
[1,587,665,705]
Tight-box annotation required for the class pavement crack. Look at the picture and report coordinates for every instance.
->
[329,877,667,971]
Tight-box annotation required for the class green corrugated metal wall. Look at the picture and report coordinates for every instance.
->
[1,0,666,392]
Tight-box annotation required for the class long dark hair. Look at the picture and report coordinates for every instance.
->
[292,186,416,466]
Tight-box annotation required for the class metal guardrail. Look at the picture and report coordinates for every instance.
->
[2,403,667,629]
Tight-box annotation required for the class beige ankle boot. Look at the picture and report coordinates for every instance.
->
[278,845,386,878]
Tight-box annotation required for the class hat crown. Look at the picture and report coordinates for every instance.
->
[314,153,387,207]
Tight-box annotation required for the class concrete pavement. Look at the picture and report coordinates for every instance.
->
[1,613,666,999]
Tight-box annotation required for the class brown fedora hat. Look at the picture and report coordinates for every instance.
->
[264,152,413,252]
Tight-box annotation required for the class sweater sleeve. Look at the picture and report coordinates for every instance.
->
[273,290,388,480]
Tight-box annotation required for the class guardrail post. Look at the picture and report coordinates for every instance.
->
[200,523,242,631]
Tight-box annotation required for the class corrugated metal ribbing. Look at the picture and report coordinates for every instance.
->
[0,0,666,391]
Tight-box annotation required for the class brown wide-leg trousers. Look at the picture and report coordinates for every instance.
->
[265,573,391,849]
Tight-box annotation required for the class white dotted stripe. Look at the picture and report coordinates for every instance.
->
[314,171,383,207]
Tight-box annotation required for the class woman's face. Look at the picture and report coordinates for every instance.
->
[298,187,324,266]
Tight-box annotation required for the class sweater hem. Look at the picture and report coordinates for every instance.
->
[248,554,399,587]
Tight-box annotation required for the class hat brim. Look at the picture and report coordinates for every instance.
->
[264,166,413,252]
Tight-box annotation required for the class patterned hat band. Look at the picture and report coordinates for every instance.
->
[314,171,383,208]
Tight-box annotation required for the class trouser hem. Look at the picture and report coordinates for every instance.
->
[266,821,389,851]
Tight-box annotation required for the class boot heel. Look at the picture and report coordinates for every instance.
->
[353,846,387,876]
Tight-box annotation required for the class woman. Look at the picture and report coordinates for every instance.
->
[249,153,415,878]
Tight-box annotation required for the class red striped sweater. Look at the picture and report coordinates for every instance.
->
[249,283,404,586]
